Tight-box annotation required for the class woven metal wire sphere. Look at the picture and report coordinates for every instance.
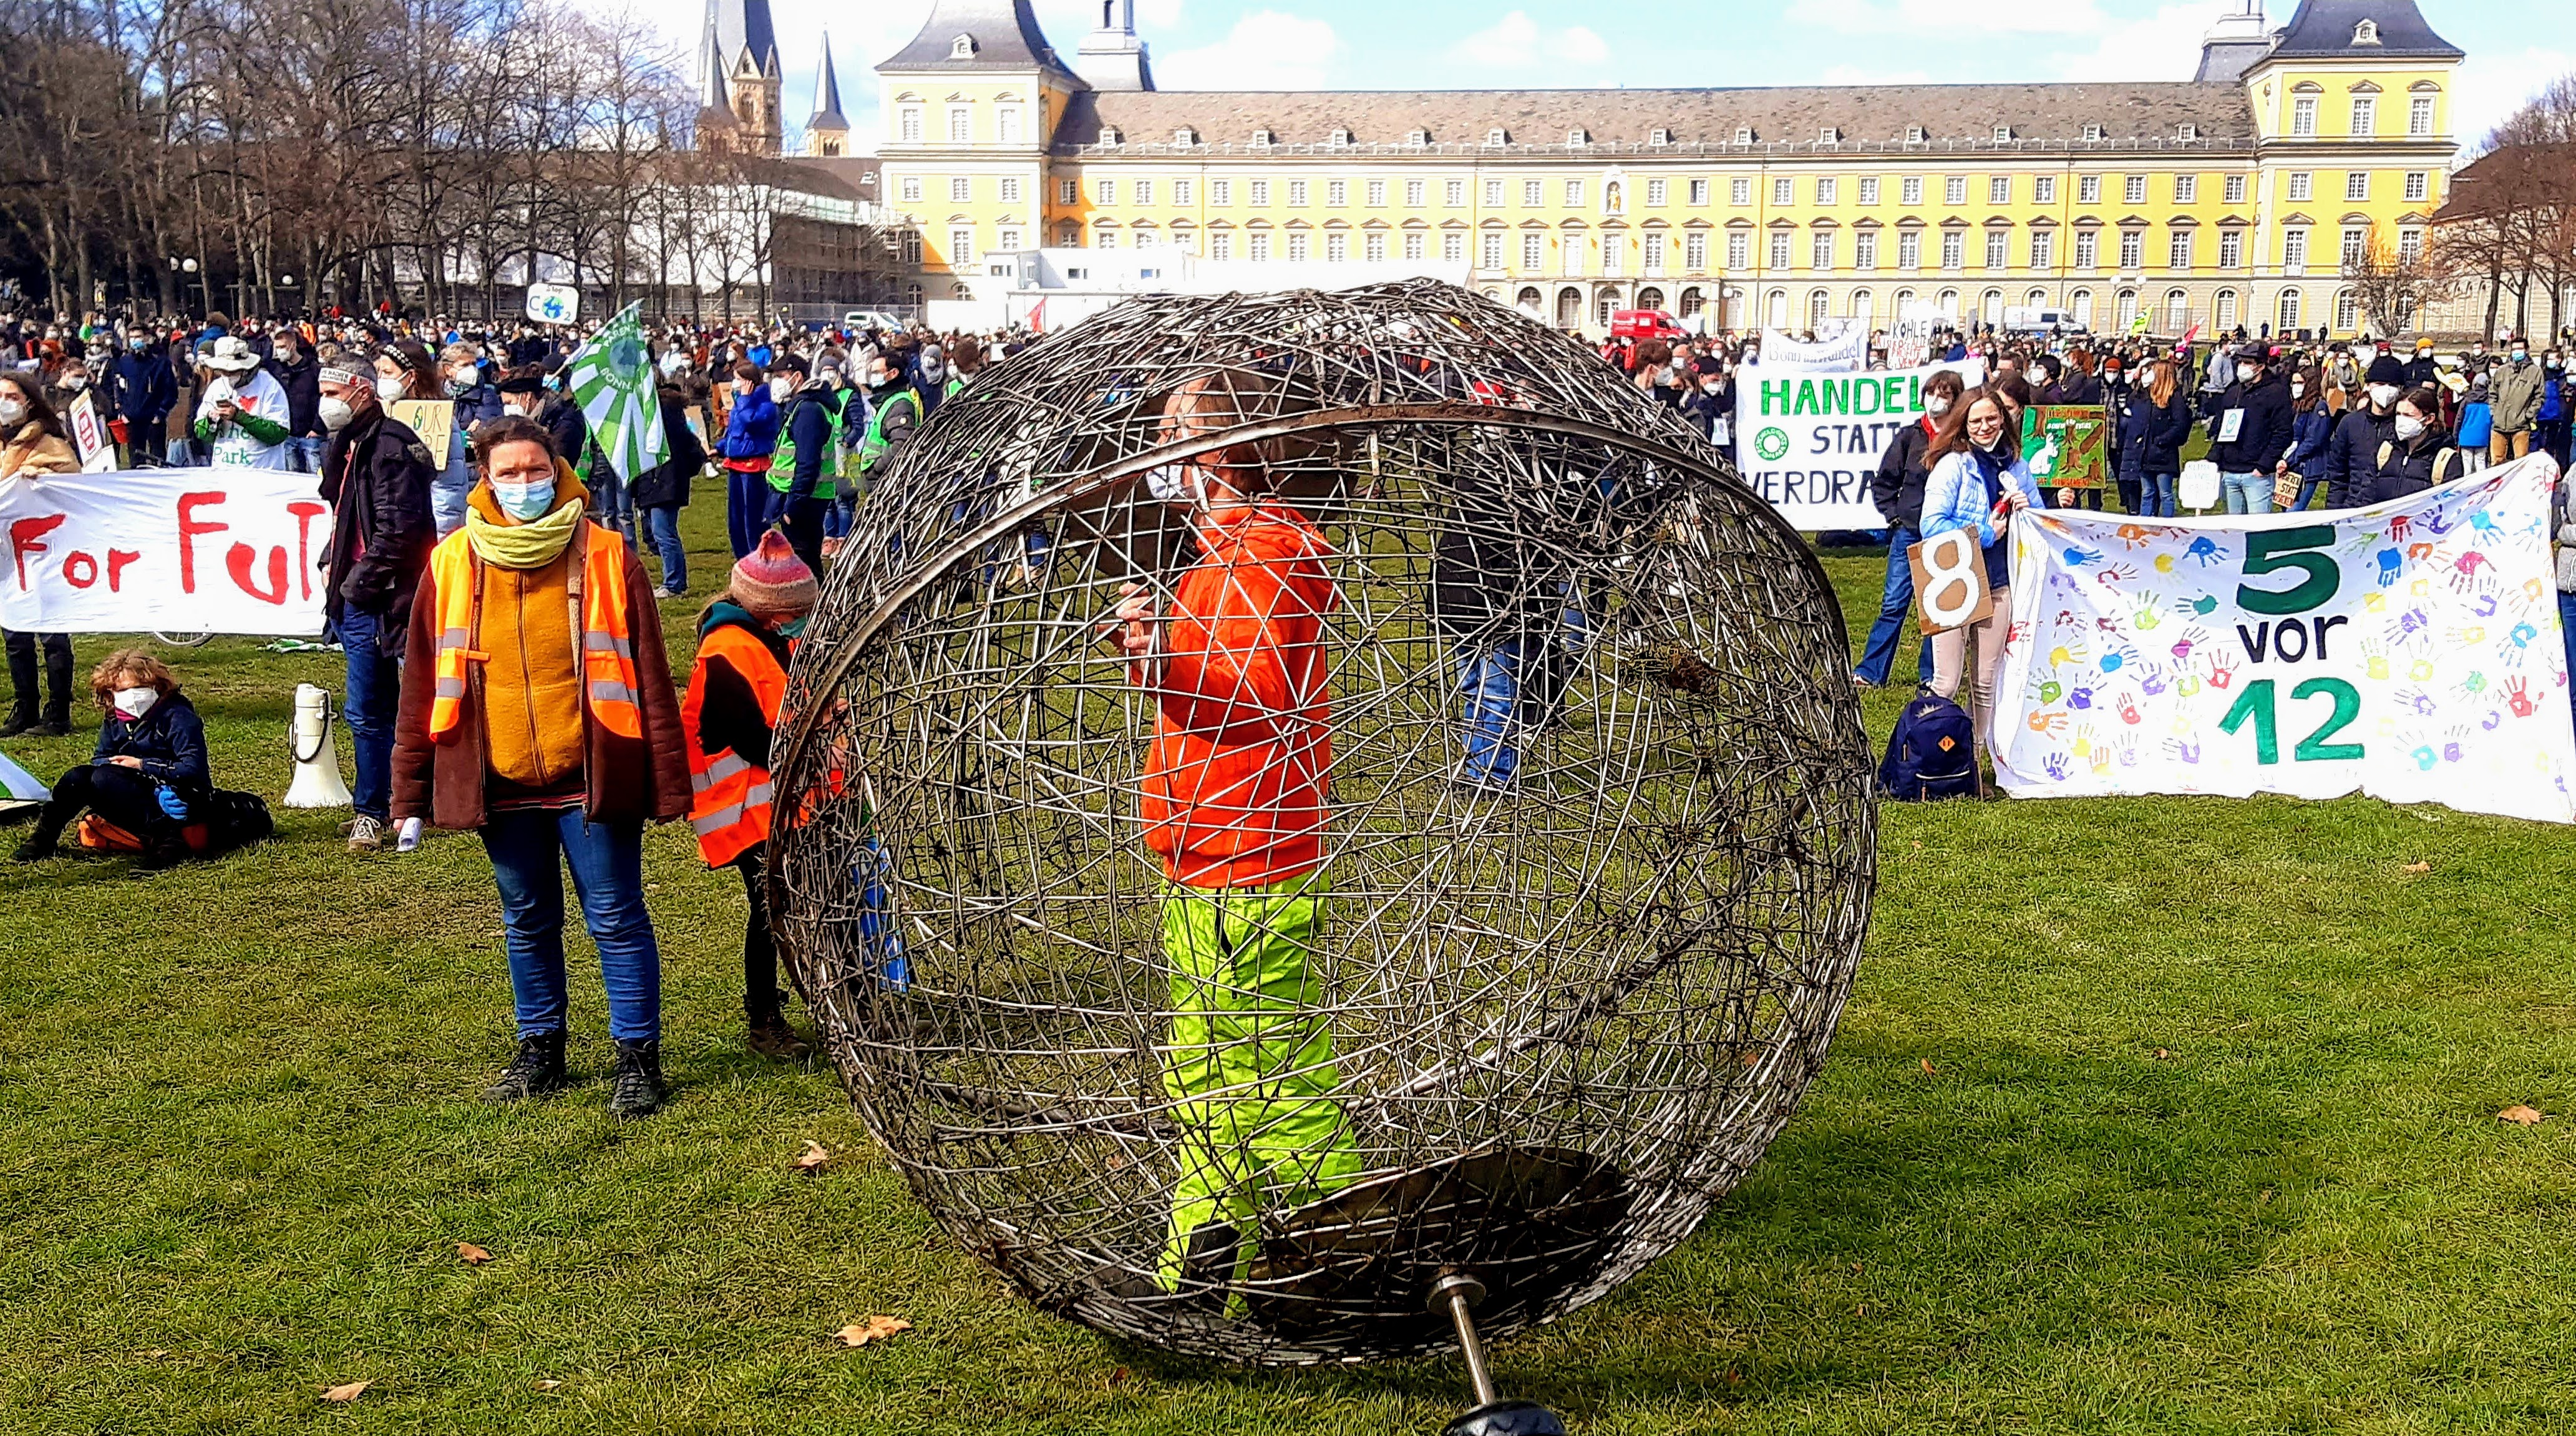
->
[767,280,1875,1366]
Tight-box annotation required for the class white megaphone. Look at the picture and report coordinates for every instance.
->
[283,682,355,808]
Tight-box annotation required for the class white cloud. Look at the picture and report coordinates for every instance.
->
[1451,11,1607,70]
[2452,47,2575,150]
[1154,10,1341,89]
[1820,62,1932,87]
[2051,2,2209,82]
[1789,0,2109,37]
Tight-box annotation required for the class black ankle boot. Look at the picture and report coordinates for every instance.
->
[607,1039,666,1118]
[483,1030,569,1104]
[0,709,32,739]
[11,809,67,863]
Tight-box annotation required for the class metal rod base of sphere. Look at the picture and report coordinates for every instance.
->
[1433,1273,1566,1436]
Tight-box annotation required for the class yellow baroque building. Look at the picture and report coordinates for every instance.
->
[859,0,2462,339]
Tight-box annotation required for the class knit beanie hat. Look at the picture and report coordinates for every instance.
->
[732,529,818,618]
[2365,355,2406,386]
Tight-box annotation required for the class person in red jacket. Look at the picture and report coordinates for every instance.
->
[1114,371,1358,1305]
[680,530,819,1060]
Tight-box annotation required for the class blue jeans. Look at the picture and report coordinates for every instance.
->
[2140,471,2177,518]
[482,808,662,1042]
[334,606,401,821]
[2291,474,2325,511]
[2560,591,2576,721]
[1853,525,1935,687]
[289,435,326,473]
[2221,470,2273,515]
[725,465,768,560]
[643,503,686,593]
[1458,638,1528,787]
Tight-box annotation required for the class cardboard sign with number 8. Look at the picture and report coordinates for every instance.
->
[1911,528,1995,636]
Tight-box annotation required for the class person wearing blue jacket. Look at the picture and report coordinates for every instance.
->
[2281,365,2334,512]
[2454,374,2493,475]
[2114,358,2194,518]
[2321,356,2407,509]
[2537,352,2567,470]
[716,362,780,560]
[1920,387,2044,772]
[107,326,178,465]
[13,651,211,870]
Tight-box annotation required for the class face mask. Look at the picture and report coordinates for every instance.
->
[2514,350,2528,363]
[492,477,557,520]
[318,395,356,432]
[2240,367,2263,385]
[112,686,159,719]
[62,376,87,392]
[376,374,408,402]
[1700,382,1721,395]
[1925,397,1952,419]
[777,614,810,638]
[2394,414,2427,441]
[2290,381,2305,398]
[443,373,473,398]
[128,336,148,351]
[768,376,792,402]
[2367,383,2399,407]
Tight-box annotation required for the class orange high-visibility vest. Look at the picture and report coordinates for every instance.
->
[681,622,789,866]
[425,522,643,742]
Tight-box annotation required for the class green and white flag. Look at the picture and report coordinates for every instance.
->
[562,301,665,483]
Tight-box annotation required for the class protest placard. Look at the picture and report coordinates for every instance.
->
[384,399,454,465]
[1991,454,2575,824]
[66,400,116,473]
[1731,357,1986,530]
[2023,406,2111,490]
[1910,528,1994,636]
[1756,324,1869,374]
[0,466,333,635]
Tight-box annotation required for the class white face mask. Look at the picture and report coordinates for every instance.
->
[375,374,408,402]
[1925,397,1952,419]
[2290,381,2306,398]
[0,399,23,427]
[768,376,792,402]
[2368,383,2400,408]
[318,395,357,432]
[2394,414,2427,441]
[112,686,159,719]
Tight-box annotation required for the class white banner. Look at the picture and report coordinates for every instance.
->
[1733,359,1986,530]
[1757,323,1869,374]
[1993,454,2576,825]
[0,467,334,635]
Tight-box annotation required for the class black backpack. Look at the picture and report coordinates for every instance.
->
[1879,694,1981,802]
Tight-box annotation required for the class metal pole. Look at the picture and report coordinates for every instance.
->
[1432,1274,1497,1409]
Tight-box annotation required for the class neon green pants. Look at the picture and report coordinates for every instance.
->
[1157,873,1361,1292]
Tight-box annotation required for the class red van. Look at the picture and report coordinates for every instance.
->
[1610,309,1690,341]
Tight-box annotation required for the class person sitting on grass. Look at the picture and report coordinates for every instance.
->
[1113,370,1359,1307]
[13,651,210,870]
[680,530,820,1062]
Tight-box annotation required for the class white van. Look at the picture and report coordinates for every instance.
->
[2003,306,2085,336]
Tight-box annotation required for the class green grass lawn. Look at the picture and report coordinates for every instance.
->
[7,496,2576,1435]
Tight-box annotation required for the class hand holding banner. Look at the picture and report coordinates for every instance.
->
[1992,454,2575,824]
[0,467,334,636]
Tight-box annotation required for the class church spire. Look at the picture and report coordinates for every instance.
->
[805,36,850,157]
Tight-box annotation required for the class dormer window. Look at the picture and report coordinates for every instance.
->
[949,34,976,59]
[1097,125,1120,145]
[2083,123,2104,142]
[1407,128,1429,145]
[1993,125,2013,142]
[2353,18,2379,44]
[1252,127,1273,147]
[1650,127,1671,146]
[1174,127,1198,145]
[1485,127,1507,146]
[1905,124,1926,143]
[1567,129,1589,147]
[2178,122,2197,141]
[1819,127,1840,144]
[1328,128,1350,147]
[1734,126,1754,143]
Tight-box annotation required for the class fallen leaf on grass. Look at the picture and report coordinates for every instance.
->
[321,1381,369,1403]
[135,1349,171,1359]
[795,1141,831,1173]
[456,1242,493,1265]
[533,1379,563,1391]
[1920,1059,1936,1075]
[2499,1104,2545,1125]
[2402,861,2432,875]
[2154,1048,2170,1060]
[1107,1366,1130,1387]
[836,1316,911,1347]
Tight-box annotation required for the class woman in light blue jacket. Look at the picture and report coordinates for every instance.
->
[1918,387,2044,770]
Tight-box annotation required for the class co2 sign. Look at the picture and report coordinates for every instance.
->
[525,283,580,326]
[1909,528,1993,636]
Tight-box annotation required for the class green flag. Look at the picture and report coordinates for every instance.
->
[563,301,666,484]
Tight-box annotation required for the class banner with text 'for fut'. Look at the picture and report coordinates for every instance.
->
[1991,454,2575,825]
[0,468,334,636]
[1733,359,1984,530]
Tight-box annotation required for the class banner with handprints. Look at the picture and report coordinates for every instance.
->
[1991,453,2576,825]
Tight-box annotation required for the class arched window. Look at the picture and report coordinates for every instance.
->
[2335,288,2359,332]
[2025,288,2048,308]
[2116,288,2139,330]
[1808,289,1830,328]
[1937,287,1961,320]
[2278,288,2302,332]
[2071,289,2094,327]
[1679,286,1704,318]
[1056,221,1080,246]
[1766,289,1787,327]
[2165,288,2190,330]
[1636,286,1665,311]
[1596,291,1619,328]
[1981,289,2004,324]
[2215,289,2238,329]
[1555,287,1583,328]
[1849,288,1874,323]
[1515,286,1543,314]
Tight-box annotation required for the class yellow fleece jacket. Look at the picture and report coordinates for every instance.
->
[468,473,590,792]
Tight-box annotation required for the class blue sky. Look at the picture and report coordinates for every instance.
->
[638,0,2560,157]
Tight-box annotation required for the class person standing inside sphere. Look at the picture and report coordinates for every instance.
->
[1114,371,1359,1303]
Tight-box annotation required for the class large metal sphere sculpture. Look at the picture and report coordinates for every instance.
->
[769,281,1874,1366]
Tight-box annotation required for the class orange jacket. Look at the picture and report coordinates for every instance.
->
[1139,501,1336,890]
